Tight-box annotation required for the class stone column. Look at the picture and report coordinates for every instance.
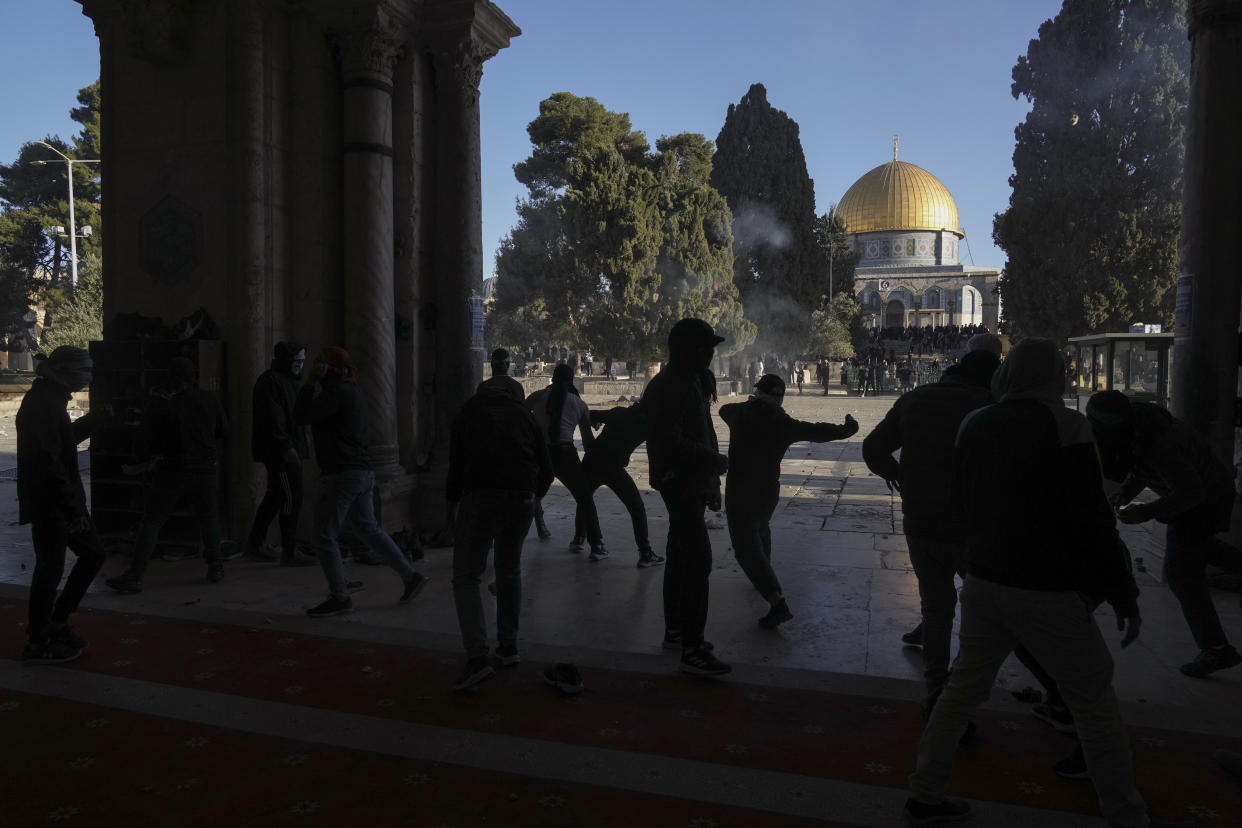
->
[335,9,406,481]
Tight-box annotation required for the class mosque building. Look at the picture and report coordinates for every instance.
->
[839,140,1001,331]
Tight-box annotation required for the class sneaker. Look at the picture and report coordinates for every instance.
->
[496,644,521,668]
[680,647,731,677]
[903,796,971,825]
[105,572,143,594]
[22,639,83,665]
[454,656,495,691]
[536,520,552,540]
[637,548,665,568]
[306,596,354,617]
[543,663,583,694]
[1180,646,1242,678]
[49,624,87,651]
[346,580,366,594]
[568,537,585,554]
[1032,702,1076,734]
[661,630,714,651]
[588,544,609,562]
[758,600,793,629]
[400,572,428,604]
[159,547,199,562]
[206,564,224,583]
[244,544,277,562]
[902,621,924,647]
[219,544,243,562]
[1053,743,1090,780]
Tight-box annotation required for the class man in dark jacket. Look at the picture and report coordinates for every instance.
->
[906,338,1168,828]
[448,383,553,692]
[643,318,731,677]
[17,346,110,663]
[862,350,997,710]
[1087,390,1242,678]
[294,346,427,617]
[476,347,525,403]
[106,357,230,591]
[721,374,856,628]
[579,403,663,567]
[245,341,312,566]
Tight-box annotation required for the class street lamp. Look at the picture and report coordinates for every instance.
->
[31,140,99,289]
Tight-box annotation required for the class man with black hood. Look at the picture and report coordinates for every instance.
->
[245,341,313,566]
[476,347,525,404]
[721,374,857,629]
[642,318,731,677]
[1087,389,1242,678]
[17,346,110,663]
[579,402,663,567]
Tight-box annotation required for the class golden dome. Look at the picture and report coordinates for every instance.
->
[837,160,962,237]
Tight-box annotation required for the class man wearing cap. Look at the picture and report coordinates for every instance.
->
[720,375,857,628]
[642,318,732,676]
[1086,389,1242,678]
[17,346,111,663]
[294,346,428,616]
[245,341,313,566]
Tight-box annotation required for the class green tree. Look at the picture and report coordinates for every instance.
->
[489,93,752,362]
[813,206,856,302]
[711,83,823,356]
[42,251,103,350]
[805,292,868,360]
[993,0,1187,342]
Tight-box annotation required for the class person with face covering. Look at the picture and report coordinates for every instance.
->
[721,374,857,629]
[106,357,231,592]
[642,318,732,677]
[17,347,111,663]
[245,341,314,567]
[905,338,1200,828]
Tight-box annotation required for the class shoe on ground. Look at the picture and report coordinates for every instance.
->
[1032,702,1076,734]
[544,663,583,694]
[243,544,277,562]
[1180,645,1242,678]
[662,630,714,651]
[636,548,665,568]
[588,543,609,562]
[49,624,87,651]
[105,573,143,594]
[496,644,520,668]
[758,600,794,629]
[536,522,552,541]
[1053,744,1090,780]
[346,580,365,594]
[680,647,731,677]
[902,621,924,647]
[306,596,354,617]
[903,796,971,825]
[400,572,428,603]
[206,564,224,583]
[568,537,585,554]
[454,656,495,692]
[22,639,83,665]
[159,547,199,562]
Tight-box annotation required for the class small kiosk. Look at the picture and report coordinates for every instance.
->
[1067,331,1174,408]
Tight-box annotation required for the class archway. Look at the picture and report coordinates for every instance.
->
[884,299,906,329]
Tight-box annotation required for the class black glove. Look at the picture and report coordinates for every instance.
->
[843,413,859,436]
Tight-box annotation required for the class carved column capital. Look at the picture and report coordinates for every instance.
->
[432,35,495,103]
[333,6,407,82]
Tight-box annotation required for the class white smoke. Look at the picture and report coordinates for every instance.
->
[732,202,792,252]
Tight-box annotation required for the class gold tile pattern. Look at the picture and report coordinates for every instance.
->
[837,161,961,236]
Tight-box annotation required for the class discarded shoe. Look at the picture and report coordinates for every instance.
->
[543,663,583,694]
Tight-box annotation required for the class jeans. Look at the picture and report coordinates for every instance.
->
[905,535,967,702]
[1164,493,1242,650]
[28,517,107,644]
[247,458,303,556]
[660,487,713,649]
[727,505,779,601]
[452,490,535,658]
[911,576,1149,827]
[550,444,602,545]
[314,469,413,600]
[575,455,650,551]
[130,467,222,573]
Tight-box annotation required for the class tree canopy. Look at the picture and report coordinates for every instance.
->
[711,83,823,356]
[489,92,753,362]
[993,0,1187,342]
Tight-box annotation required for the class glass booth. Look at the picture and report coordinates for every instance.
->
[1067,332,1174,408]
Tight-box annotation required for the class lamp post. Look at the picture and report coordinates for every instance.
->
[32,141,99,289]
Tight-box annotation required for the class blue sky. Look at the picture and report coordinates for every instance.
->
[1,0,1065,275]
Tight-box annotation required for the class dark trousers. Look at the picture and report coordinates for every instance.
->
[1165,493,1242,650]
[247,458,304,555]
[549,444,602,545]
[28,517,107,643]
[130,467,222,574]
[660,487,712,649]
[452,490,535,658]
[575,455,650,551]
[727,504,779,601]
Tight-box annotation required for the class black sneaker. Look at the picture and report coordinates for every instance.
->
[902,621,925,647]
[588,543,610,562]
[1032,702,1075,734]
[454,656,495,691]
[22,639,83,665]
[346,580,366,594]
[105,573,143,594]
[680,647,731,677]
[535,520,552,540]
[219,545,243,562]
[496,644,520,668]
[306,596,354,617]
[400,572,428,604]
[1053,743,1090,780]
[661,630,714,651]
[544,663,583,694]
[49,625,87,651]
[1180,645,1242,678]
[758,600,794,629]
[206,564,224,583]
[903,796,971,825]
[636,548,665,568]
